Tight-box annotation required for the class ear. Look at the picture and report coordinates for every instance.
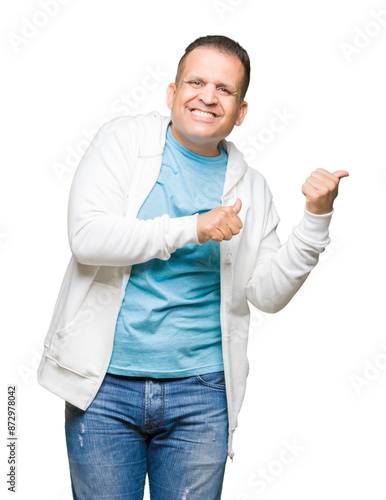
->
[166,83,177,110]
[235,100,248,127]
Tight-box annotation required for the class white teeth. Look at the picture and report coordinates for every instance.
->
[191,109,215,118]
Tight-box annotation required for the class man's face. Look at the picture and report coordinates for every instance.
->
[166,47,248,156]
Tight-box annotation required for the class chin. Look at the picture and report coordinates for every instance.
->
[189,131,219,143]
[185,123,219,138]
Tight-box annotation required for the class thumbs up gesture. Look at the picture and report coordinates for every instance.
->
[302,168,349,214]
[197,198,243,244]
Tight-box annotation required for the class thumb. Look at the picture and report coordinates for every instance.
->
[232,198,242,213]
[333,170,349,179]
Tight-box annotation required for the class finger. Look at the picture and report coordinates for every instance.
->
[312,168,340,184]
[218,230,232,241]
[222,214,242,238]
[315,168,349,181]
[310,173,339,193]
[231,213,243,230]
[315,168,350,182]
[227,220,242,236]
[213,228,225,242]
[226,206,243,229]
[232,198,242,213]
[332,170,349,179]
[314,168,333,177]
[304,175,326,191]
[217,223,233,241]
[302,182,318,197]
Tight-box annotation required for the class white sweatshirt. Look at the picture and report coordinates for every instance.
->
[37,111,333,461]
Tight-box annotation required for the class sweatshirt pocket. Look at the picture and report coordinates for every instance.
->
[49,281,122,380]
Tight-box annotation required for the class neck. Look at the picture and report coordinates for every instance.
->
[170,124,221,157]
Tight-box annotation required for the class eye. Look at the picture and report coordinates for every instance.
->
[189,81,202,87]
[218,87,231,94]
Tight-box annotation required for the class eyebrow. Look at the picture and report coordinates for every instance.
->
[183,76,238,93]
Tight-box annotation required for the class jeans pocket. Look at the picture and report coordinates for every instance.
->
[65,400,85,419]
[195,371,226,391]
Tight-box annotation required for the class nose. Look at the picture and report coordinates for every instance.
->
[199,83,218,106]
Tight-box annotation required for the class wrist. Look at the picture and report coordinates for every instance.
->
[305,202,333,215]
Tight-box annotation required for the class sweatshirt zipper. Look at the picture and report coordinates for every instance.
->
[221,189,235,462]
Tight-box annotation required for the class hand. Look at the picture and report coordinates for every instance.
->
[302,168,349,214]
[197,198,243,244]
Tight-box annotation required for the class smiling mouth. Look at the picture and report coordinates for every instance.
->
[190,109,216,118]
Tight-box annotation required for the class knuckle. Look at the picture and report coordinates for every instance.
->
[208,223,217,233]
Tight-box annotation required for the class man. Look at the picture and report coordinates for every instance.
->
[38,35,348,499]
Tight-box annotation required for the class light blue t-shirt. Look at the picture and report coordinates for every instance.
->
[107,125,228,378]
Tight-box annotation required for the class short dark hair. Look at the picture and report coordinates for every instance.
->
[175,35,250,101]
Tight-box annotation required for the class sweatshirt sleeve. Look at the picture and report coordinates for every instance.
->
[245,192,333,313]
[67,119,200,267]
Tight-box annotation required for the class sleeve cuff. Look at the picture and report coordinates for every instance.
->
[292,207,334,249]
[304,208,334,218]
[166,213,201,253]
[192,213,201,245]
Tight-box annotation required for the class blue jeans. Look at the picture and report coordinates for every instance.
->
[65,371,229,499]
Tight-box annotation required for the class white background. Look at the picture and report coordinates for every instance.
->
[2,0,385,498]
